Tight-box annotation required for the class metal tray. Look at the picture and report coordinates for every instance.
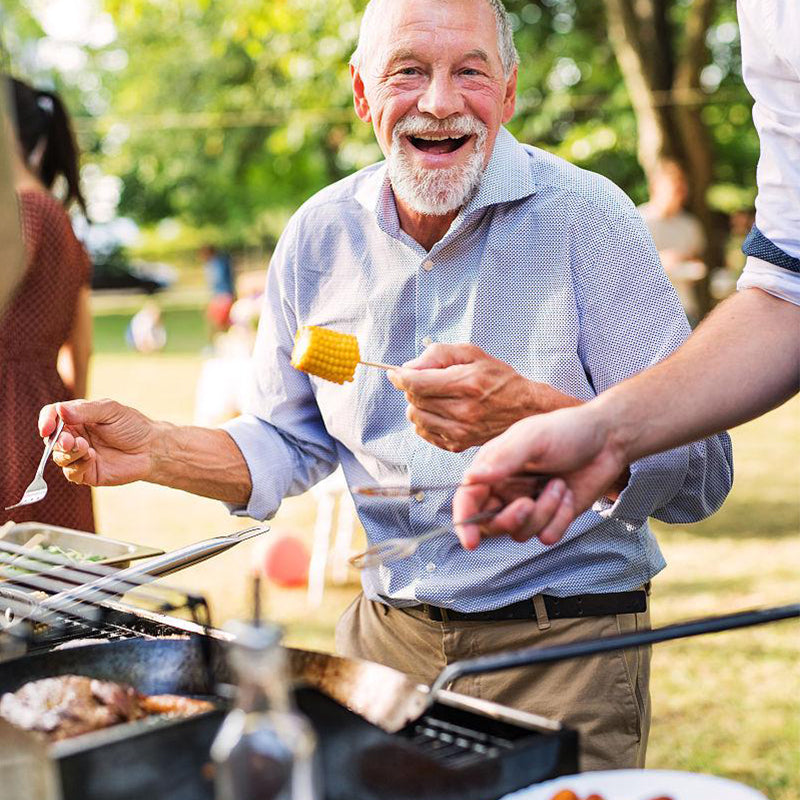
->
[0,523,164,575]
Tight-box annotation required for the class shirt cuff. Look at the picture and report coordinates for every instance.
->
[737,257,800,307]
[221,414,294,520]
[593,447,690,529]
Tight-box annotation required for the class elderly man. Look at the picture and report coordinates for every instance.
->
[41,0,733,770]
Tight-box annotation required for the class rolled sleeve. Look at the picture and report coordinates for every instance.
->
[221,415,296,519]
[738,256,800,307]
[573,202,734,527]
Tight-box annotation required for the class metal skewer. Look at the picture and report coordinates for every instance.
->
[348,509,501,570]
[359,359,398,371]
[353,472,546,498]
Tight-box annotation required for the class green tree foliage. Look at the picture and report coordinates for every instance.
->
[2,0,759,252]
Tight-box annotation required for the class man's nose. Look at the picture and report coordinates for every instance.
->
[417,72,464,118]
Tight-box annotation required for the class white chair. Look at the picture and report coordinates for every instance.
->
[307,468,358,607]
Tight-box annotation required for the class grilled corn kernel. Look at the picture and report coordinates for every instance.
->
[291,326,360,384]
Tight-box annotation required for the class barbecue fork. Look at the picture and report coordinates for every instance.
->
[5,417,65,511]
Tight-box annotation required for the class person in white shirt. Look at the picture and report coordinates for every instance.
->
[638,159,707,324]
[452,0,799,548]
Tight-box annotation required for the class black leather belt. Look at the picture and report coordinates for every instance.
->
[414,591,647,622]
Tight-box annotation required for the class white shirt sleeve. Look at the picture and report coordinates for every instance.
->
[737,0,800,260]
[737,256,800,306]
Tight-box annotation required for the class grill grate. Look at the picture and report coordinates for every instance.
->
[2,595,216,661]
[25,615,158,654]
[403,714,514,767]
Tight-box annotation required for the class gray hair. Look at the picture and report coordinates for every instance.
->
[350,0,520,78]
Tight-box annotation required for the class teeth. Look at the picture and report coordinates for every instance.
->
[411,134,464,141]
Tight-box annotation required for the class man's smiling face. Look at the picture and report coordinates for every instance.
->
[352,0,517,217]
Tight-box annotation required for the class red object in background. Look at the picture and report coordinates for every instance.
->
[206,293,234,330]
[260,535,310,588]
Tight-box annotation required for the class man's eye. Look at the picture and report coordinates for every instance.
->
[398,67,419,76]
[461,69,483,76]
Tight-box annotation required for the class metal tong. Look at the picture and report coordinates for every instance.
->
[352,471,546,499]
[28,525,269,615]
[349,473,547,569]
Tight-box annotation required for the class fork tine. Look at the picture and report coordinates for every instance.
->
[4,417,64,509]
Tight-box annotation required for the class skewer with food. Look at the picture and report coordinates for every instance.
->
[290,325,396,383]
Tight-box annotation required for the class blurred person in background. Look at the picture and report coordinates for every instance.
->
[201,244,236,338]
[638,159,707,325]
[126,300,167,354]
[0,76,94,532]
[452,0,799,549]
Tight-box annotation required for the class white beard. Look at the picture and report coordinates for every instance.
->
[387,115,488,217]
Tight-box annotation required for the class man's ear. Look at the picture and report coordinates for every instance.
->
[351,64,372,123]
[502,66,518,124]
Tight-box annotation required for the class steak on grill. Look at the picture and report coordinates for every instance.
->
[0,675,213,741]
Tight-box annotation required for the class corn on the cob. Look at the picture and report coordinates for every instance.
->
[291,325,361,384]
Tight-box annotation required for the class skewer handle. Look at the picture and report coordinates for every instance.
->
[359,360,399,371]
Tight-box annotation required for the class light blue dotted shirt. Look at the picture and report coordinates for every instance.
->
[223,127,733,612]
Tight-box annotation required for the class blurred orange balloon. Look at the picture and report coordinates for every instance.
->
[259,535,310,588]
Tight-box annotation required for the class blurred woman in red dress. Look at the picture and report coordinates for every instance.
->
[1,76,94,531]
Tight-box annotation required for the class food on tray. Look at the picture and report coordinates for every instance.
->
[0,675,214,741]
[291,325,360,384]
[549,793,674,800]
[2,543,103,576]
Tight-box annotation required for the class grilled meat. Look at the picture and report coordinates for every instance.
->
[140,694,215,717]
[0,675,213,741]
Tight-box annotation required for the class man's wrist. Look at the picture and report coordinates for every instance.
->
[148,420,182,485]
[589,391,635,469]
[525,379,583,416]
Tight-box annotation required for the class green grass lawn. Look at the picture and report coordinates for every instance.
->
[88,297,799,797]
[92,290,209,355]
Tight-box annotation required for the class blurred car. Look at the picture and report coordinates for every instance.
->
[90,243,175,294]
[76,217,177,294]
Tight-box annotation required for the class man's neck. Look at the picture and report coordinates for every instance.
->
[395,196,459,252]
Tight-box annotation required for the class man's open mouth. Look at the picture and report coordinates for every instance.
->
[407,134,471,155]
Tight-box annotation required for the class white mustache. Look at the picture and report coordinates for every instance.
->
[392,114,486,139]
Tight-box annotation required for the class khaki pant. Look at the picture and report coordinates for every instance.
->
[335,592,651,772]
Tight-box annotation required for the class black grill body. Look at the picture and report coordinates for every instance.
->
[0,618,578,800]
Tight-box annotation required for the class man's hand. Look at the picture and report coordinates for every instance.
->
[388,343,581,452]
[452,403,627,549]
[39,399,158,487]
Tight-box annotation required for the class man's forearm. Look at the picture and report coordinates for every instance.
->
[149,423,253,505]
[596,289,800,463]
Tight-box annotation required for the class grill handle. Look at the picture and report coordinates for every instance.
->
[431,603,800,695]
[42,525,269,611]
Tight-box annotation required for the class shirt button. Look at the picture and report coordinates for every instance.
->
[425,562,437,573]
[422,260,433,271]
[414,491,425,502]
[422,336,433,347]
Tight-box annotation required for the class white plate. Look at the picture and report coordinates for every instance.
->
[502,770,768,800]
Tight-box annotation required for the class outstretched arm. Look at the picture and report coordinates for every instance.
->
[454,288,799,547]
[40,399,252,505]
[601,288,799,458]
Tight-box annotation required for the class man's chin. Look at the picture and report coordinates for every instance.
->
[392,180,478,217]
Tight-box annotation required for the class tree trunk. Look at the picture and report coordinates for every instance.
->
[602,0,719,317]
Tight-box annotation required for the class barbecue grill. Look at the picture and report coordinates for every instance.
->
[0,529,579,800]
[1,526,795,800]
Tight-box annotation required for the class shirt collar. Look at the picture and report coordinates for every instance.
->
[461,126,537,215]
[354,126,536,234]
